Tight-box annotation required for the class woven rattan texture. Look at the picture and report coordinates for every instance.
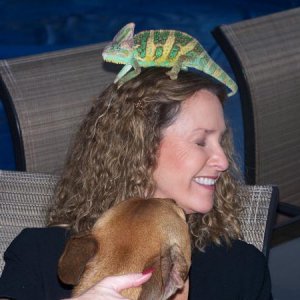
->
[0,170,273,273]
[0,42,117,174]
[238,185,272,252]
[0,170,59,273]
[219,8,300,206]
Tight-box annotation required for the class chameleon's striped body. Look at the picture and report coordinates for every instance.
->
[134,30,198,66]
[102,23,237,96]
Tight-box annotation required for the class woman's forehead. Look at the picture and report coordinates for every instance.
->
[171,90,225,130]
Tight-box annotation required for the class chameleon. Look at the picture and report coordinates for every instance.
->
[102,23,237,96]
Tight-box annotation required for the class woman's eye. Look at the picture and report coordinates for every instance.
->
[196,140,206,147]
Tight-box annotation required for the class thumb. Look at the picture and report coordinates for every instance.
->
[99,272,153,292]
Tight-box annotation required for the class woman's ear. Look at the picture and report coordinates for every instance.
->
[58,233,98,285]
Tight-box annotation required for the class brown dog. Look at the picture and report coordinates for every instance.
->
[58,197,191,299]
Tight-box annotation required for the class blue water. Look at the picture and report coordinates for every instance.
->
[1,0,300,172]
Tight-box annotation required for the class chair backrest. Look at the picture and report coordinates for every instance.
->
[0,169,278,273]
[0,170,58,274]
[213,8,300,211]
[0,42,117,174]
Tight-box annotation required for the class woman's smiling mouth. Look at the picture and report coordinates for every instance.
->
[194,176,217,187]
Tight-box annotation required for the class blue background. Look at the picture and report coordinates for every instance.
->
[1,0,300,172]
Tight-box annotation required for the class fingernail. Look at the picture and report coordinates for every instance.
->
[142,267,155,275]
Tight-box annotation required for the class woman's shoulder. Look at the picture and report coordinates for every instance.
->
[224,239,265,259]
[192,239,266,265]
[0,227,72,299]
[223,239,268,272]
[13,226,69,241]
[7,226,69,251]
[190,240,272,300]
[3,226,70,266]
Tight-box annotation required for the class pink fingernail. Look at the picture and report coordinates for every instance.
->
[142,267,155,275]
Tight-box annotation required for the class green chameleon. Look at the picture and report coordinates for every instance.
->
[102,23,237,96]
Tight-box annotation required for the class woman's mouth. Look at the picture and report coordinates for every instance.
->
[194,177,217,185]
[193,177,217,190]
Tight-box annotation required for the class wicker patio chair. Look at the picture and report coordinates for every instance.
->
[213,7,300,224]
[0,42,117,174]
[0,169,278,273]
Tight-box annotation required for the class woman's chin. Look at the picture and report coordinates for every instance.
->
[183,201,214,215]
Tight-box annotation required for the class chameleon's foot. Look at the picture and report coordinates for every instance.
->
[166,70,179,80]
[116,81,124,89]
[116,69,140,88]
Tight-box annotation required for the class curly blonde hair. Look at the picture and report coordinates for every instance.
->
[48,68,242,250]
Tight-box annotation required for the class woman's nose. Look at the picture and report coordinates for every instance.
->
[210,147,229,172]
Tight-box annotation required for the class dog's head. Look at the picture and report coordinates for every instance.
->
[58,198,191,299]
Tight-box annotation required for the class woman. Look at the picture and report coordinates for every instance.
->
[0,68,271,299]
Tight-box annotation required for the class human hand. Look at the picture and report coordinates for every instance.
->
[65,271,153,300]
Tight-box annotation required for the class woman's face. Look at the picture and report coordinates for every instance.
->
[153,89,229,214]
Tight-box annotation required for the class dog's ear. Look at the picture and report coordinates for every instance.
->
[161,244,190,299]
[139,244,190,300]
[58,233,98,285]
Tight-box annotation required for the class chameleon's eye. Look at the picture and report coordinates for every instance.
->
[120,41,132,47]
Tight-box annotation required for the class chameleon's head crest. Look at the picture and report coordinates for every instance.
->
[112,22,135,45]
[102,23,238,96]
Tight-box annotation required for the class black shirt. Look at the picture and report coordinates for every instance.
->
[0,227,272,299]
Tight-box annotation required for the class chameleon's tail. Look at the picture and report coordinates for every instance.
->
[202,57,238,97]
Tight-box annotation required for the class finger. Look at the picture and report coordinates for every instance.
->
[99,272,153,292]
[132,270,154,287]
